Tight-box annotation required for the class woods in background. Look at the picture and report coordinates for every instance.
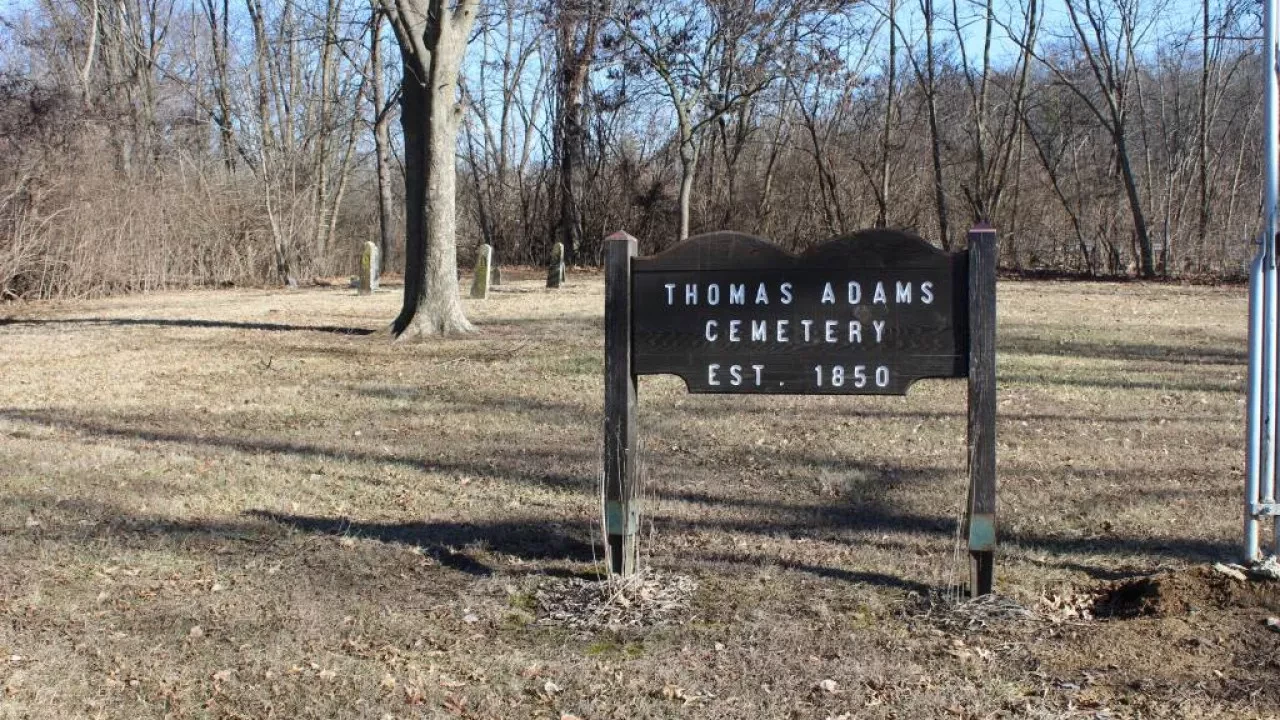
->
[0,0,1264,300]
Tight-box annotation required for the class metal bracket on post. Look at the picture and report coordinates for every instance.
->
[1250,502,1280,517]
[965,224,998,598]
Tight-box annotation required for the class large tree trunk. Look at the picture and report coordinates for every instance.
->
[552,1,601,265]
[555,101,584,263]
[555,23,596,267]
[389,0,475,338]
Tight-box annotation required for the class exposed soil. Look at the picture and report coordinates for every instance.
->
[1094,568,1280,618]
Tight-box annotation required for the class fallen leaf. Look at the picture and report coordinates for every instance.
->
[819,678,840,694]
[442,694,467,715]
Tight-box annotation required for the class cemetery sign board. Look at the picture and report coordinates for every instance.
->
[603,227,997,596]
[630,231,969,395]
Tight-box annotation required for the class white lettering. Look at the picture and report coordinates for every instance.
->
[825,320,838,343]
[921,281,934,304]
[875,366,890,387]
[873,282,887,304]
[665,283,677,305]
[776,320,789,342]
[729,320,742,342]
[707,283,720,305]
[780,283,793,304]
[730,365,743,386]
[729,284,746,304]
[847,281,862,304]
[848,321,862,343]
[755,283,769,304]
[801,320,814,342]
[821,283,836,304]
[685,284,698,305]
[896,281,912,304]
[751,320,767,341]
[752,364,765,385]
[873,320,886,342]
[708,364,721,386]
[705,320,718,341]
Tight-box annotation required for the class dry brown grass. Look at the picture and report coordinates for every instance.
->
[0,276,1273,719]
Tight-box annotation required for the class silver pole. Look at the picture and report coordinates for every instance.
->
[1247,0,1279,562]
[1248,253,1265,562]
[1266,0,1280,557]
[1260,261,1275,557]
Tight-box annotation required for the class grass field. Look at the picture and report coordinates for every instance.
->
[1,273,1277,719]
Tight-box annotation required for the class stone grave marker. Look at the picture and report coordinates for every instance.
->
[359,241,380,295]
[471,243,492,299]
[547,242,565,288]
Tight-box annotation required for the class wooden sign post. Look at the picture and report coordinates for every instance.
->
[603,227,998,596]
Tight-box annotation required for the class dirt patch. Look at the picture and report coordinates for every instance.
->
[534,570,697,629]
[1094,567,1280,618]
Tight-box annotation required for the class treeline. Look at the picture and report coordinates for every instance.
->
[0,0,1263,299]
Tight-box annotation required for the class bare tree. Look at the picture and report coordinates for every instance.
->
[461,0,549,262]
[1017,0,1161,276]
[889,0,951,247]
[550,0,604,265]
[616,0,802,242]
[370,7,399,267]
[381,0,480,337]
[951,0,1038,226]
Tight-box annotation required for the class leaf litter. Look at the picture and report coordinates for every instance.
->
[534,569,697,629]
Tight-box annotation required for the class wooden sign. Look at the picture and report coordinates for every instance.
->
[631,231,968,395]
[604,227,998,596]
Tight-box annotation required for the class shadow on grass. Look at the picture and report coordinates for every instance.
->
[2,407,1237,587]
[0,408,594,491]
[1003,533,1235,579]
[0,317,377,336]
[999,371,1241,394]
[687,551,934,593]
[247,510,596,575]
[1000,332,1246,366]
[9,487,1237,592]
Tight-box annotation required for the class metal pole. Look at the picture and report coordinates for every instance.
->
[1266,0,1280,557]
[1265,259,1276,552]
[1247,253,1265,562]
[1247,0,1279,562]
